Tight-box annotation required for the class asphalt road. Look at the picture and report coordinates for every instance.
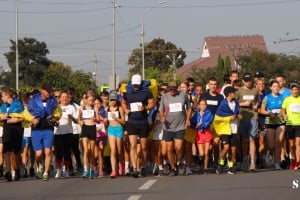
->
[0,169,299,200]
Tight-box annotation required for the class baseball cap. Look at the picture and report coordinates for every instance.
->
[254,71,264,78]
[290,82,299,89]
[223,86,236,97]
[41,84,53,93]
[109,91,118,100]
[131,74,142,85]
[168,81,178,90]
[243,73,252,81]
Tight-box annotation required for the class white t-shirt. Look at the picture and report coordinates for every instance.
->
[54,104,76,135]
[71,103,82,134]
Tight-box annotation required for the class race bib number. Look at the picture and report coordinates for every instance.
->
[206,100,218,106]
[230,119,238,134]
[169,103,182,113]
[243,95,255,100]
[63,107,72,115]
[271,109,281,114]
[23,127,32,137]
[108,111,119,120]
[290,103,300,113]
[82,110,94,119]
[130,102,142,112]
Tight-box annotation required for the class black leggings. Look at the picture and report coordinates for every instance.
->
[71,134,82,168]
[54,133,73,165]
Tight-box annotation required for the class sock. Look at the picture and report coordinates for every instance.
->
[125,161,129,169]
[228,161,234,168]
[84,165,89,172]
[90,165,94,171]
[219,158,225,166]
[158,165,163,170]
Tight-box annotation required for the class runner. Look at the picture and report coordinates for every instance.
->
[121,74,155,177]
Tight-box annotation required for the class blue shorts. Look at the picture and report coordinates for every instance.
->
[108,125,124,139]
[163,129,185,142]
[22,136,32,148]
[31,130,54,151]
[239,119,258,140]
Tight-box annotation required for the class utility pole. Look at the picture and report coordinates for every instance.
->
[15,0,19,91]
[93,54,98,86]
[112,0,116,89]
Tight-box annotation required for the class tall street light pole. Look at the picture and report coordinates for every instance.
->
[15,0,19,91]
[141,1,167,80]
[112,0,116,90]
[166,53,182,80]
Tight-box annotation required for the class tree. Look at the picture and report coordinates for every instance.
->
[216,54,224,82]
[224,56,231,75]
[128,37,186,75]
[4,37,52,88]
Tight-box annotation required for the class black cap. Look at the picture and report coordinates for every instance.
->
[290,82,299,89]
[254,71,264,78]
[41,84,53,93]
[224,86,236,97]
[243,73,252,81]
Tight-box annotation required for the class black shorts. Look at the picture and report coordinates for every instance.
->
[163,129,185,142]
[220,134,238,147]
[3,122,23,154]
[81,125,96,141]
[286,125,300,140]
[125,121,150,138]
[265,124,284,129]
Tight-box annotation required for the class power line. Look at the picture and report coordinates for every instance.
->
[0,7,111,14]
[0,0,111,5]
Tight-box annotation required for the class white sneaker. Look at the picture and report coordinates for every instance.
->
[125,167,130,176]
[55,169,63,178]
[274,163,282,170]
[63,170,70,178]
[185,167,193,175]
[36,165,44,179]
[249,163,257,171]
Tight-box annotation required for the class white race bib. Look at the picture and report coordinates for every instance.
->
[23,127,31,137]
[130,102,142,112]
[0,126,3,137]
[290,103,300,113]
[243,95,255,100]
[230,119,238,134]
[169,103,182,113]
[206,100,218,106]
[271,109,281,114]
[108,111,119,120]
[82,109,95,119]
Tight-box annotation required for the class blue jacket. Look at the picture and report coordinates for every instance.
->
[28,93,57,118]
[0,98,24,114]
[190,109,214,132]
[126,80,151,93]
[215,99,239,117]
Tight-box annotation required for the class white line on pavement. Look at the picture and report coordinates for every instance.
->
[127,195,142,200]
[139,179,157,190]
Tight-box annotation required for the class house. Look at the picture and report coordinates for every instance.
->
[176,35,268,79]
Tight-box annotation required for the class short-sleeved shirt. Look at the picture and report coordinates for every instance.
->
[200,92,224,115]
[124,89,153,123]
[262,94,285,125]
[159,91,191,131]
[236,87,258,120]
[282,96,300,126]
[280,87,291,99]
[54,104,76,135]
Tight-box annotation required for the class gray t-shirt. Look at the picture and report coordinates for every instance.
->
[159,91,191,131]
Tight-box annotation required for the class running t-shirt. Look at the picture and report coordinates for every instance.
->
[54,104,75,135]
[282,96,300,125]
[124,89,153,122]
[280,87,291,99]
[262,94,285,125]
[236,87,258,120]
[200,92,224,115]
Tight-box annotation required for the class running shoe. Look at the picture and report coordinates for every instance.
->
[90,170,96,179]
[249,163,257,172]
[36,165,44,179]
[110,171,117,178]
[4,171,12,182]
[23,168,28,178]
[216,165,223,174]
[125,167,130,176]
[203,169,209,175]
[274,163,282,170]
[55,170,63,178]
[42,172,49,181]
[168,169,177,177]
[63,170,70,178]
[81,170,89,178]
[227,167,236,175]
[0,166,3,177]
[141,167,147,177]
[98,171,105,178]
[185,167,193,175]
[177,164,185,176]
[119,164,125,176]
[132,168,139,178]
[294,162,300,171]
[153,166,159,176]
[29,167,35,177]
[158,170,164,176]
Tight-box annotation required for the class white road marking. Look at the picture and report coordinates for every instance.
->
[139,179,157,190]
[127,195,142,200]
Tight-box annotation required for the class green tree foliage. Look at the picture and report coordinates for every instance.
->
[4,37,52,88]
[224,56,231,75]
[190,67,216,86]
[128,37,186,74]
[216,54,224,81]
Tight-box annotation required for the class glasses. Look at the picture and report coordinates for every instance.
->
[54,96,59,98]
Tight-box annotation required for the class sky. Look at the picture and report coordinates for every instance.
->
[1,0,300,86]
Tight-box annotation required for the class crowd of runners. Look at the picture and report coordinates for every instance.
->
[0,71,300,182]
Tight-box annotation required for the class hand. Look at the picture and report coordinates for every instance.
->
[32,118,40,125]
[195,122,201,128]
[269,112,275,119]
[161,117,166,123]
[7,118,17,124]
[186,120,191,127]
[1,113,9,121]
[138,105,144,111]
[231,115,236,120]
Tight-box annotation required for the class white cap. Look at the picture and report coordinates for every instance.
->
[131,74,142,85]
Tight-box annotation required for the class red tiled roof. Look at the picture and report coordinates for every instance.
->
[177,35,268,79]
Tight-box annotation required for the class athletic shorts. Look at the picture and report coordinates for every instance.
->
[125,121,149,138]
[31,129,54,151]
[185,127,197,143]
[220,134,238,147]
[81,125,96,141]
[3,123,23,154]
[265,124,285,129]
[286,125,300,139]
[163,129,185,142]
[239,119,258,140]
[195,129,212,144]
[108,125,124,139]
[22,136,32,148]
